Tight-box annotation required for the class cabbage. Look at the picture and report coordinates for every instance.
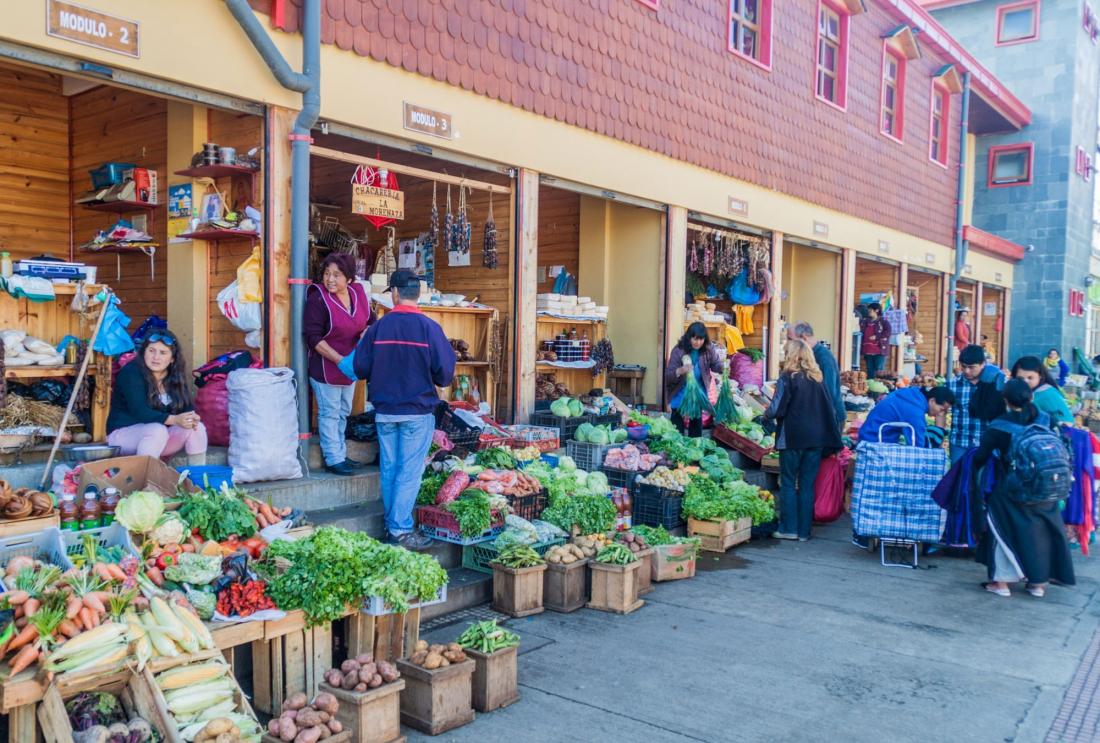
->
[586,472,610,496]
[558,456,577,472]
[550,397,572,417]
[568,398,583,417]
[736,406,755,424]
[746,427,765,444]
[761,435,775,449]
[588,426,610,445]
[611,428,628,443]
[575,422,595,443]
[115,490,165,534]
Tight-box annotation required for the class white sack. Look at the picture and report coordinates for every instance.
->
[227,367,302,483]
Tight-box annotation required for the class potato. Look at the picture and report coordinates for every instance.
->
[311,692,338,716]
[354,683,367,692]
[324,670,344,688]
[342,670,360,690]
[561,553,576,564]
[369,674,383,688]
[569,545,585,559]
[547,552,562,563]
[296,709,323,728]
[355,653,374,665]
[340,659,360,674]
[284,692,308,712]
[414,640,429,653]
[278,718,298,741]
[439,657,450,667]
[423,652,443,670]
[294,727,322,743]
[268,719,281,735]
[327,720,343,734]
[429,644,446,654]
[409,650,428,665]
[316,723,332,740]
[214,734,235,743]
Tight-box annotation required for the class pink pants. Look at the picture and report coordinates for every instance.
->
[107,422,208,458]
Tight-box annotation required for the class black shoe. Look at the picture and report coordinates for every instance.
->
[392,530,433,551]
[325,461,356,476]
[342,458,367,469]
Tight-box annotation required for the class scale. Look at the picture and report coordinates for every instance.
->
[14,257,88,281]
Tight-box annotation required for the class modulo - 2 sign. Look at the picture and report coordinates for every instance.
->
[47,0,140,58]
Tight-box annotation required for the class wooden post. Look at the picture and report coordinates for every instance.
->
[839,248,857,371]
[940,274,951,375]
[663,206,688,409]
[973,281,984,353]
[1001,288,1012,362]
[268,107,295,368]
[895,261,908,375]
[768,231,784,380]
[513,169,539,423]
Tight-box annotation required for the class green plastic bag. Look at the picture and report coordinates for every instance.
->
[677,367,713,420]
[713,368,737,426]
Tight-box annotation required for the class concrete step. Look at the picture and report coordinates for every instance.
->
[421,567,492,621]
[245,467,380,511]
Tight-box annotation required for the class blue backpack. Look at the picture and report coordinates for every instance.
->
[989,418,1073,504]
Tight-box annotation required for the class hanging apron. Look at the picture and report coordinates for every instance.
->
[310,282,371,385]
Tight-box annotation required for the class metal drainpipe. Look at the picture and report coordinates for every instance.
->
[946,71,971,374]
[225,0,320,460]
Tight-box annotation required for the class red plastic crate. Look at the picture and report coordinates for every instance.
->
[713,425,773,462]
[415,505,505,545]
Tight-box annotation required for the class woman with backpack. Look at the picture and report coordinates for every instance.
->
[1011,355,1072,425]
[973,379,1075,598]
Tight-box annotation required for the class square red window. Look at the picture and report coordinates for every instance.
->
[996,1,1040,45]
[988,143,1034,187]
[729,0,773,69]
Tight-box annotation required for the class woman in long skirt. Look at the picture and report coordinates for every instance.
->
[973,379,1075,598]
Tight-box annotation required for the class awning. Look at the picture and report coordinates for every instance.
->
[963,225,1026,262]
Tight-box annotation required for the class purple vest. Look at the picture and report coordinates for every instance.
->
[308,282,371,385]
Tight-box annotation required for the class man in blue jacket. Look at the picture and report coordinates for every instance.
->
[340,270,456,550]
[859,386,955,448]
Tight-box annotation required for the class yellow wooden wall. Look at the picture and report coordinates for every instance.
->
[0,64,70,261]
[70,86,167,325]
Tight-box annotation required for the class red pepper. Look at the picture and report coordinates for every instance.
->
[241,536,266,559]
[155,552,178,570]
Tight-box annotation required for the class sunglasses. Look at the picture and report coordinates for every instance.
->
[146,333,176,346]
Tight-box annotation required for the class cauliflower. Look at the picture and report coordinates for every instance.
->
[152,512,187,546]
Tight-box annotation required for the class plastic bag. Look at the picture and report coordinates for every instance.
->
[345,411,377,442]
[217,280,262,333]
[236,245,263,303]
[93,294,136,356]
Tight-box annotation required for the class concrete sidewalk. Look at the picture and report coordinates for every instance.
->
[411,518,1100,743]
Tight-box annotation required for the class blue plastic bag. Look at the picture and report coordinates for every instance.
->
[93,294,136,356]
[726,269,763,306]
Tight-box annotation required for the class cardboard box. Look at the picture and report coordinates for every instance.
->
[77,455,198,499]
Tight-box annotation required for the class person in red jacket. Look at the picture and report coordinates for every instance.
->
[859,303,891,380]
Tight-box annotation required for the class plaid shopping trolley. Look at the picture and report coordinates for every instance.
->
[851,422,947,562]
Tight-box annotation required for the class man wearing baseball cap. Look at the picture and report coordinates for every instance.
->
[339,270,456,549]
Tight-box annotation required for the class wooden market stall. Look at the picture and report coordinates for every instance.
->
[853,256,900,374]
[977,284,1006,365]
[907,269,945,375]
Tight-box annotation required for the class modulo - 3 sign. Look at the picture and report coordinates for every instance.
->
[47,0,140,58]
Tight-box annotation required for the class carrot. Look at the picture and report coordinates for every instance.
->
[7,624,36,653]
[258,502,279,524]
[8,644,38,675]
[77,607,93,631]
[5,591,28,606]
[92,563,113,583]
[243,498,258,513]
[256,515,269,528]
[82,594,105,614]
[84,610,99,629]
[12,607,22,619]
[105,564,126,582]
[13,617,25,630]
[65,597,82,620]
[145,567,164,587]
[21,598,39,618]
[56,620,79,639]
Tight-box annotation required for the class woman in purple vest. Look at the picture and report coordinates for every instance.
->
[303,254,373,475]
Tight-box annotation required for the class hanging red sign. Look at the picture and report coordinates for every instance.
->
[350,165,402,228]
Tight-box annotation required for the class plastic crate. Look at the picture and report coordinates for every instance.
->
[507,424,561,453]
[508,491,547,521]
[461,537,567,575]
[59,522,139,566]
[0,528,69,570]
[89,162,136,188]
[593,413,623,427]
[416,505,505,545]
[363,583,448,616]
[601,466,642,491]
[633,483,686,530]
[713,425,773,462]
[529,412,598,441]
[565,440,628,472]
[176,465,233,490]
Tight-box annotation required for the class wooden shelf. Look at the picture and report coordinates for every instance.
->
[536,315,605,325]
[418,304,496,316]
[80,244,157,255]
[175,164,259,179]
[456,360,491,367]
[177,229,259,242]
[5,366,97,379]
[80,200,158,213]
[537,362,596,371]
[48,284,103,296]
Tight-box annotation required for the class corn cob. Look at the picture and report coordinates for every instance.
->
[155,660,227,690]
[172,603,215,650]
[47,623,128,660]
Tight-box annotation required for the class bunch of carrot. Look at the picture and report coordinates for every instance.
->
[243,497,291,529]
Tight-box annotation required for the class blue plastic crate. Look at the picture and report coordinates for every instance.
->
[90,162,136,188]
[176,465,234,490]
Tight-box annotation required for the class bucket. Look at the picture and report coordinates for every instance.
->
[175,465,234,491]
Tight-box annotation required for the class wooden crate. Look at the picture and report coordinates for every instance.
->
[395,658,475,735]
[344,608,421,664]
[0,512,59,540]
[141,663,259,743]
[264,733,351,743]
[490,562,547,618]
[543,558,588,613]
[318,680,406,743]
[466,646,519,713]
[38,670,172,743]
[634,548,655,596]
[651,543,697,582]
[252,622,333,715]
[587,561,644,614]
[688,517,752,552]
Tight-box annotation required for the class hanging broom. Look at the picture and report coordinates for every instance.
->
[713,367,737,426]
[677,366,713,421]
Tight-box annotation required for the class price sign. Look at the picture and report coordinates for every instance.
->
[47,0,139,57]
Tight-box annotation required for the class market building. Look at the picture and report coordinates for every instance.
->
[922,0,1100,363]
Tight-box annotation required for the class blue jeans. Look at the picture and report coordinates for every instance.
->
[779,448,823,539]
[863,354,886,379]
[310,379,354,466]
[376,413,435,536]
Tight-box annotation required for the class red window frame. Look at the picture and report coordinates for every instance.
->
[1076,145,1094,181]
[728,0,773,70]
[929,82,950,167]
[995,0,1040,46]
[814,0,850,111]
[879,43,907,142]
[988,143,1034,187]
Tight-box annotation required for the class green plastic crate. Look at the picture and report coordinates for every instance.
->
[461,537,567,575]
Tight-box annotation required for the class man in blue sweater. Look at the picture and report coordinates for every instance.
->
[789,321,845,432]
[858,385,954,448]
[340,270,456,550]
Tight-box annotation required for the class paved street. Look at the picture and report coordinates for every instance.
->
[415,519,1100,743]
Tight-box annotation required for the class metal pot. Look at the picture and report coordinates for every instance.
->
[217,147,237,165]
[62,445,120,463]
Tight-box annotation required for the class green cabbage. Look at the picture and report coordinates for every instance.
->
[558,456,577,472]
[550,397,573,417]
[588,426,610,445]
[164,553,223,585]
[575,422,595,443]
[115,490,165,534]
[568,398,583,417]
[737,406,755,423]
[611,428,628,443]
[586,472,610,496]
[746,427,765,444]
